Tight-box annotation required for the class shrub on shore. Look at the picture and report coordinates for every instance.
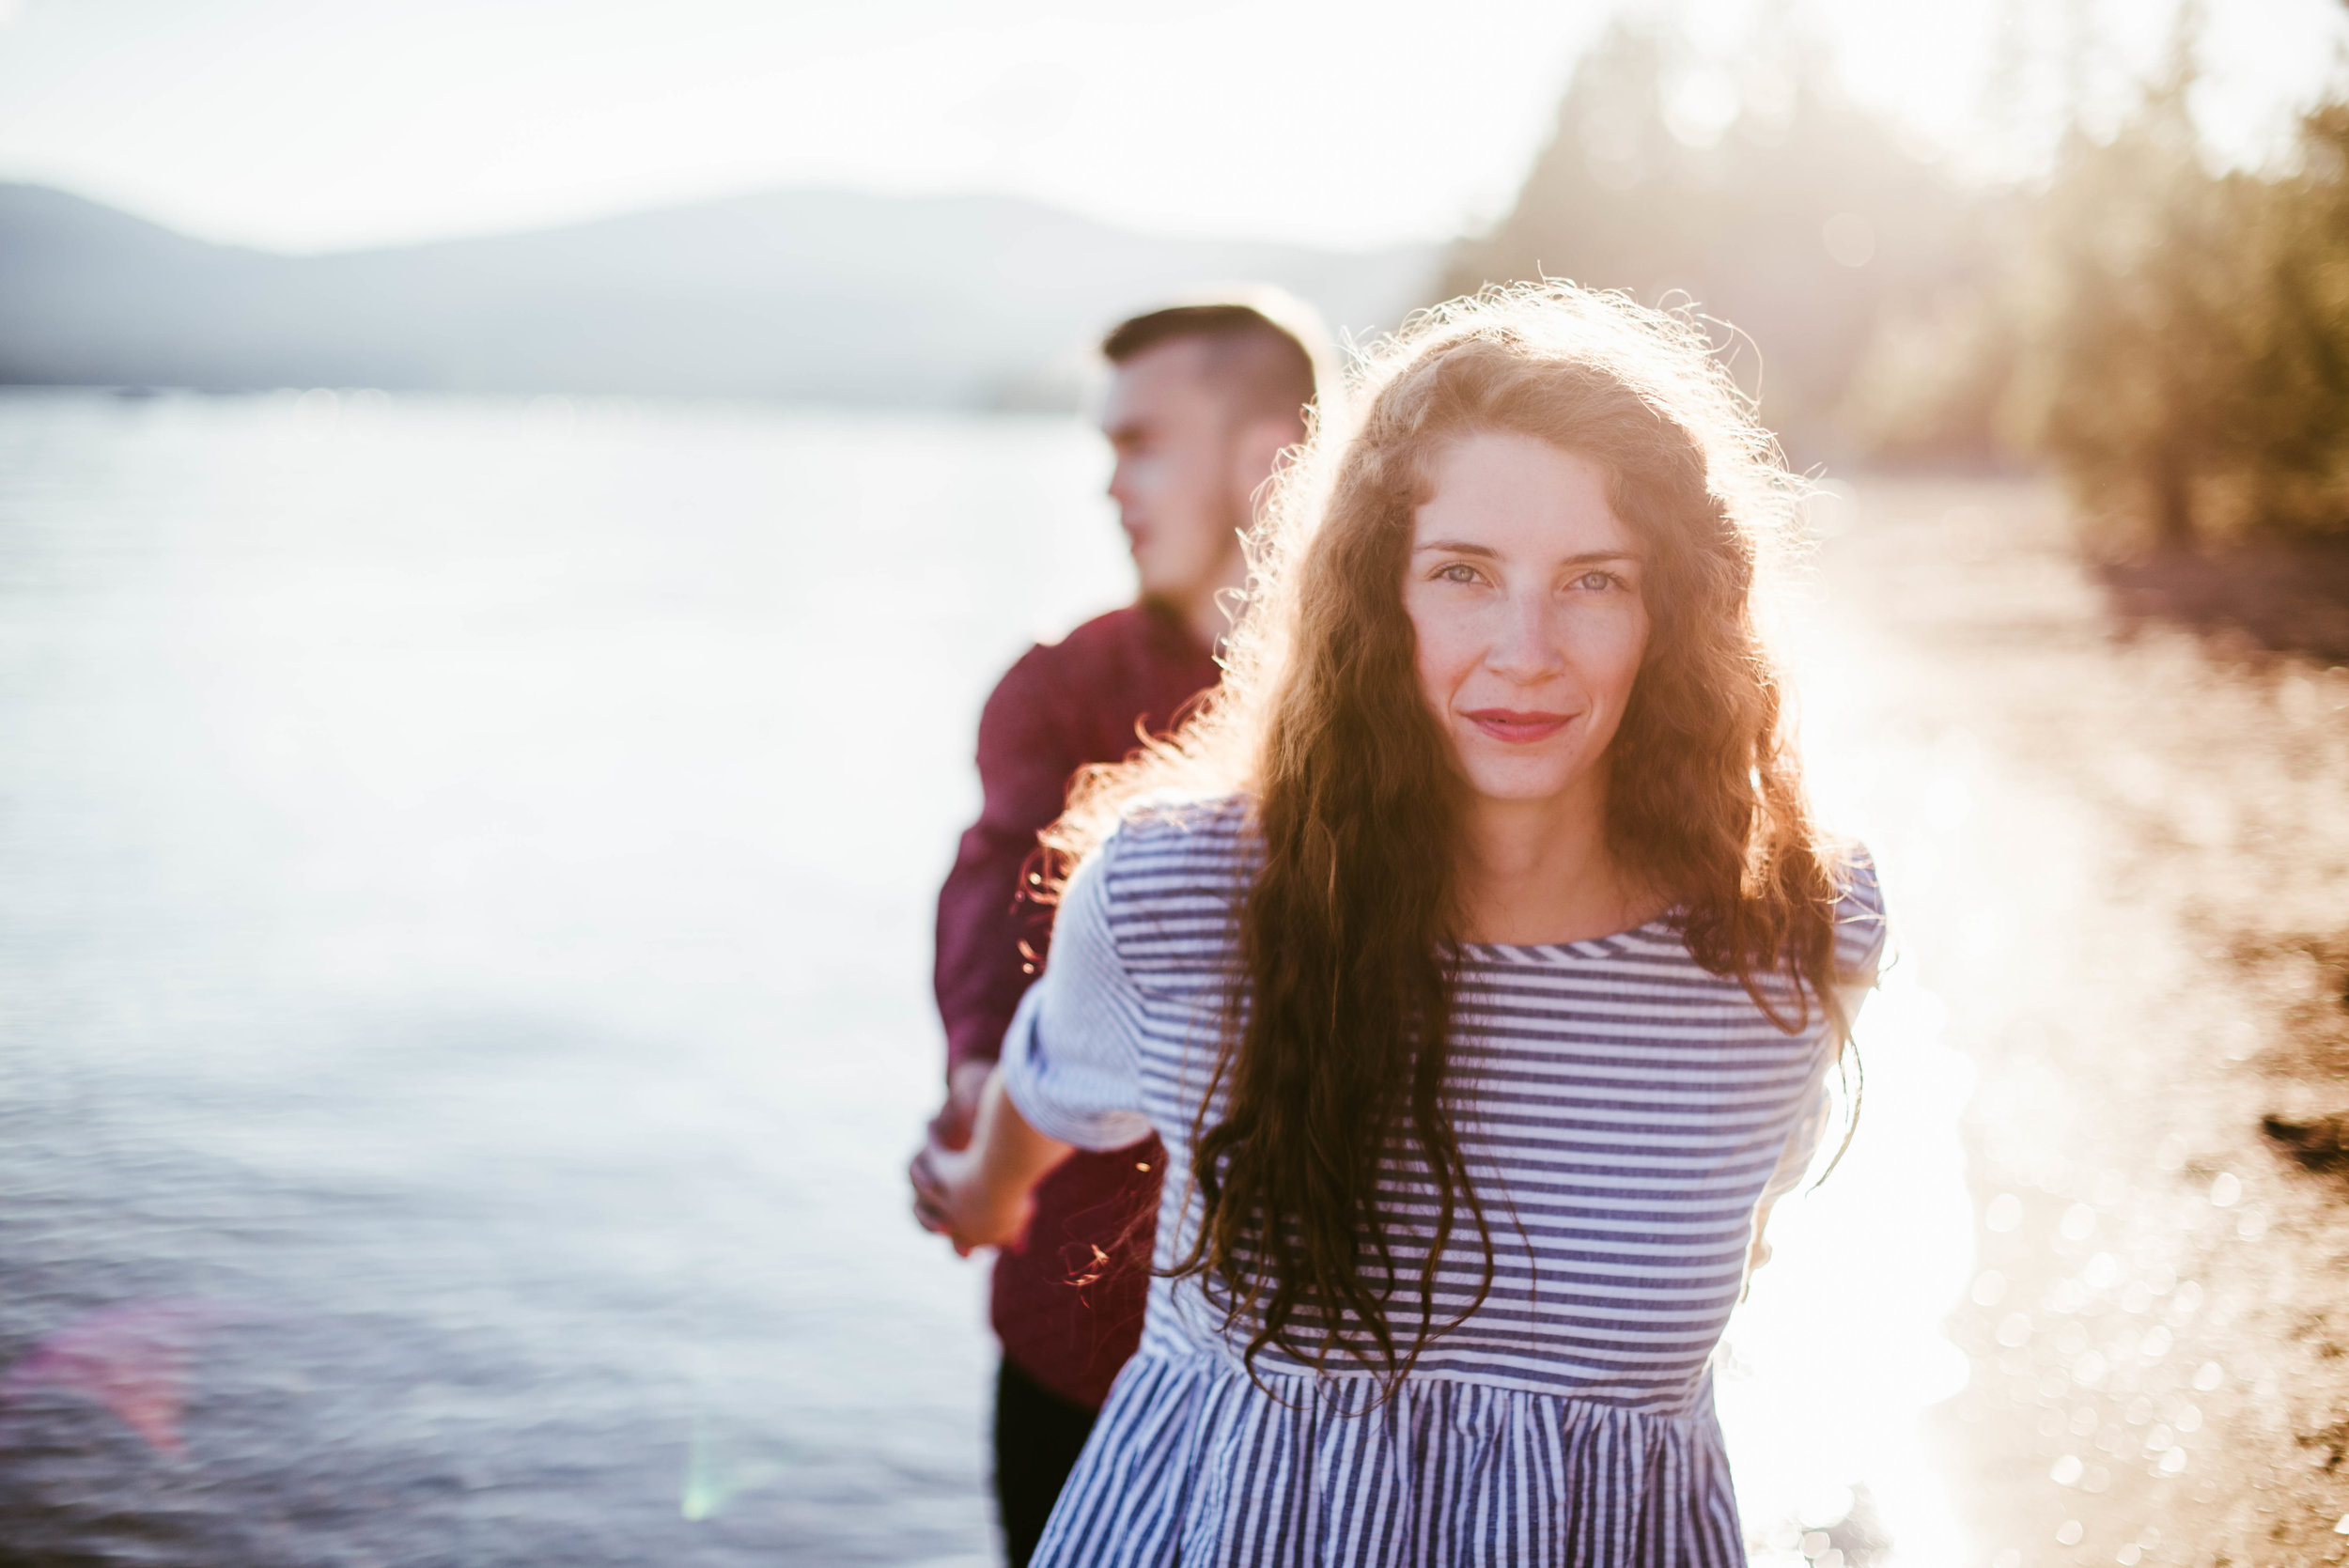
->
[2003,47,2349,553]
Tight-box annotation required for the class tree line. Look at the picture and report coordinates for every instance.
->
[1444,11,2349,553]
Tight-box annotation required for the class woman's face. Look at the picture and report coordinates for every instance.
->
[1403,429,1651,810]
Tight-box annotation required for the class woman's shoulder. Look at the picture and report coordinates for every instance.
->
[1099,791,1256,877]
[1083,792,1255,971]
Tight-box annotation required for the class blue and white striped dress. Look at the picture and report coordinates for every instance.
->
[1000,796,1886,1566]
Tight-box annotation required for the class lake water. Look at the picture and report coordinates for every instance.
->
[0,393,1979,1565]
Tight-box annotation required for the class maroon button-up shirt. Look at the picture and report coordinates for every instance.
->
[935,601,1220,1409]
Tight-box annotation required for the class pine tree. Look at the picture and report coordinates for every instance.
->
[1440,17,1974,463]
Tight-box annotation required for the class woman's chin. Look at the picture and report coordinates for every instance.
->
[1459,767,1587,808]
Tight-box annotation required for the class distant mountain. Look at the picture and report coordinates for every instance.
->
[0,184,1436,405]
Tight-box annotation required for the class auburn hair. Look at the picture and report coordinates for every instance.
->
[1048,283,1856,1390]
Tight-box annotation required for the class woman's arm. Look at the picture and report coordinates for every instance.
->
[909,1068,1074,1256]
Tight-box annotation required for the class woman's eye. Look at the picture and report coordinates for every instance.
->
[1575,570,1618,592]
[1436,564,1481,584]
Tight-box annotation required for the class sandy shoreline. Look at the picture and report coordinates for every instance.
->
[1819,478,2349,1565]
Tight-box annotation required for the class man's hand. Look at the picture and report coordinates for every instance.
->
[926,1060,994,1152]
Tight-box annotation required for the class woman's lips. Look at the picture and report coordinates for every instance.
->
[1464,708,1573,744]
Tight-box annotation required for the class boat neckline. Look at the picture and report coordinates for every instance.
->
[1453,910,1685,959]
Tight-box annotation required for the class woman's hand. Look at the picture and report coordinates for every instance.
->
[909,1138,1033,1256]
[908,1067,1074,1256]
[1740,1201,1777,1302]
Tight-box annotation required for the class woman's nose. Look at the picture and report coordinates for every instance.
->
[1484,589,1562,681]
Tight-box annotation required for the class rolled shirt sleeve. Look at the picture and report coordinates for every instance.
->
[933,646,1081,1074]
[999,833,1155,1152]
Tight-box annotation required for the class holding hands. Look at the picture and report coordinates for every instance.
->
[910,1064,1072,1256]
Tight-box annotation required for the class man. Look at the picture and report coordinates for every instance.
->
[928,295,1326,1565]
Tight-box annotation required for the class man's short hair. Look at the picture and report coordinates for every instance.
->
[1100,294,1328,430]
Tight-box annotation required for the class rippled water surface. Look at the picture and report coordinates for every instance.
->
[0,393,1978,1564]
[0,393,1158,1565]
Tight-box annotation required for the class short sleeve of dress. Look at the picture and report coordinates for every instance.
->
[998,831,1155,1152]
[1764,843,1890,1208]
[1833,843,1890,988]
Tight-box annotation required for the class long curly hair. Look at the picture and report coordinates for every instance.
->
[1047,283,1855,1390]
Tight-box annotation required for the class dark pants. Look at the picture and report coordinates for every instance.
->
[992,1357,1099,1567]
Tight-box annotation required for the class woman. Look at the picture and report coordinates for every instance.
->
[910,284,1886,1565]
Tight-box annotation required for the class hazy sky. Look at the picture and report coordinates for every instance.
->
[0,0,2342,254]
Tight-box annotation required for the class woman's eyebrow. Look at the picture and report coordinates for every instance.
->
[1410,541,1643,565]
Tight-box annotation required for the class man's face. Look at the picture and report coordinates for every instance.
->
[1099,340,1254,605]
